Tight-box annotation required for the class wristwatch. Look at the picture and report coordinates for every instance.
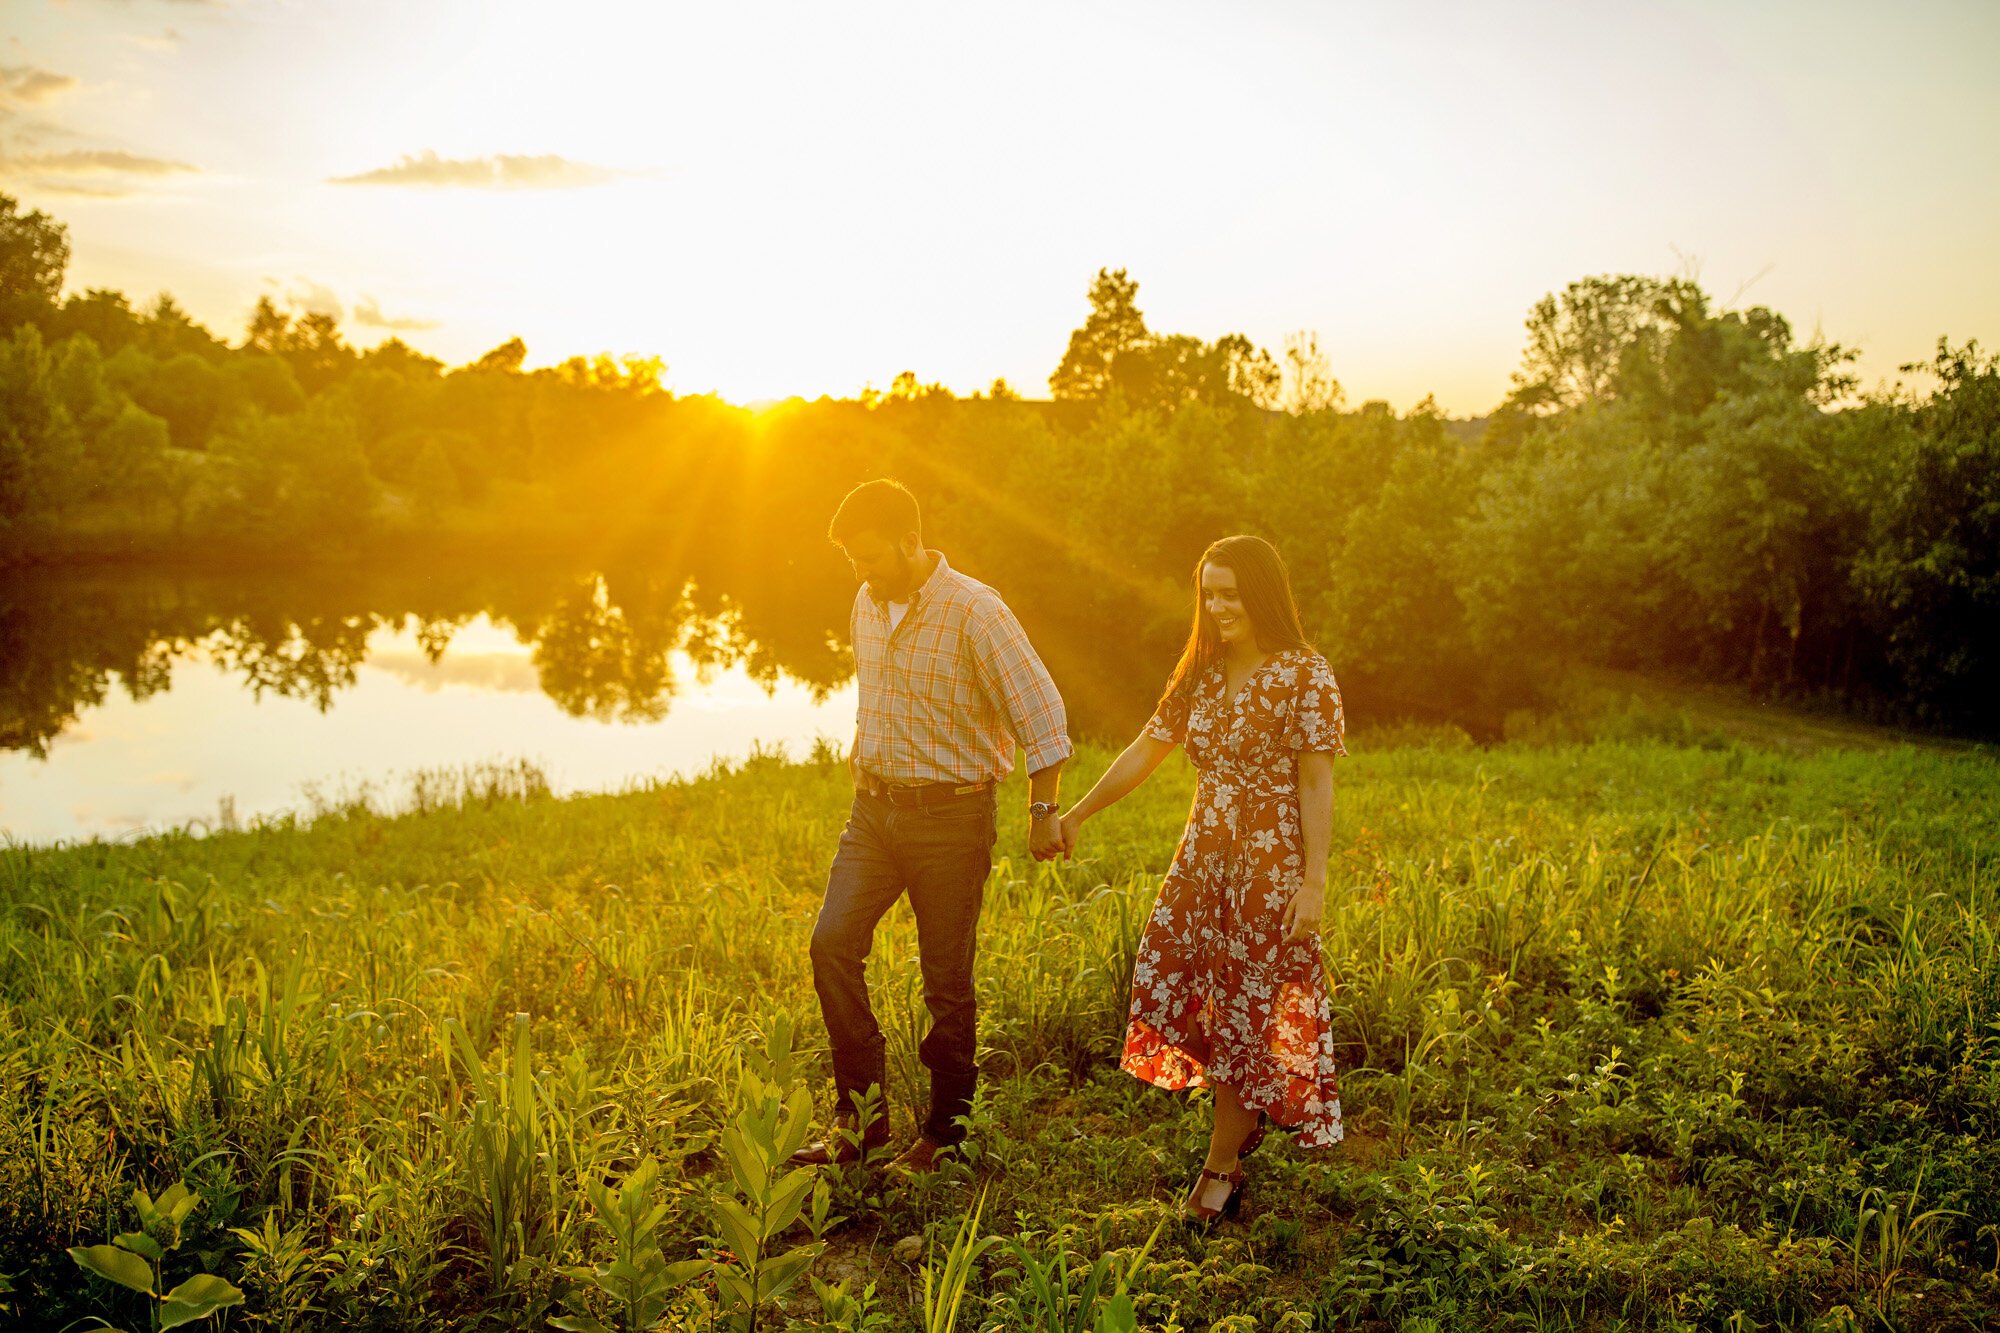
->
[1029,801,1060,820]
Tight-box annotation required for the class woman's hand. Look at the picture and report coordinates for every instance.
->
[1281,877,1325,943]
[1059,809,1086,861]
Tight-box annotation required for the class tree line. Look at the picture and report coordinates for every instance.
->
[1,192,1994,735]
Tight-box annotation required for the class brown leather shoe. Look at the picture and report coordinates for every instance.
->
[883,1135,953,1177]
[788,1115,890,1167]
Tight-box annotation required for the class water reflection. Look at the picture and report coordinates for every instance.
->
[0,552,1161,844]
[0,554,856,760]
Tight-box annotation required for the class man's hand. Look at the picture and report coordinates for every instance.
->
[1030,812,1066,861]
[1281,877,1325,944]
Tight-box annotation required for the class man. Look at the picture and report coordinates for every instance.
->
[790,479,1071,1176]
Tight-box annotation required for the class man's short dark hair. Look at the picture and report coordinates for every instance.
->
[828,479,922,546]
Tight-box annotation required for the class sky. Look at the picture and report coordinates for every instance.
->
[3,0,1996,413]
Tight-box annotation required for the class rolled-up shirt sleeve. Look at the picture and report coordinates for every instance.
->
[967,600,1072,774]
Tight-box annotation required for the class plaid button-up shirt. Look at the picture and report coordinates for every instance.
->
[850,550,1072,784]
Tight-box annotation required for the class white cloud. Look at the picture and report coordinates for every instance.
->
[328,150,628,190]
[0,147,200,198]
[2,148,196,174]
[0,66,78,105]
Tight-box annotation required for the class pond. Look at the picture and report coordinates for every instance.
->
[0,555,1155,846]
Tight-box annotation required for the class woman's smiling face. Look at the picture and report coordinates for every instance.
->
[1201,562,1251,645]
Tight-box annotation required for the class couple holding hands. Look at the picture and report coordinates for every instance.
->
[791,480,1345,1222]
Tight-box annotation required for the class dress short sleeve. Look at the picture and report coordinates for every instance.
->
[1285,653,1348,756]
[1145,685,1191,744]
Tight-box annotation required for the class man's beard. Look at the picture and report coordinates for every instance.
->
[872,552,923,601]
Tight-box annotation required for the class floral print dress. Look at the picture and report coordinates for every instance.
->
[1121,647,1348,1147]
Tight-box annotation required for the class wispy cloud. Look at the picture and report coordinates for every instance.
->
[354,296,440,332]
[0,147,200,198]
[3,148,197,175]
[0,66,78,105]
[329,150,627,190]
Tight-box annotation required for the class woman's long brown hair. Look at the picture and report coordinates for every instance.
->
[1157,534,1314,711]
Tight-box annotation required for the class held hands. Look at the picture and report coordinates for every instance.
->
[1029,812,1067,862]
[1030,809,1085,862]
[1059,809,1084,861]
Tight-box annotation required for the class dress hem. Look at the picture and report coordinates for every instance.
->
[1120,1034,1345,1148]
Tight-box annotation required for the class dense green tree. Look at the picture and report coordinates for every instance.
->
[1049,269,1280,414]
[57,289,141,353]
[228,353,307,415]
[471,337,528,374]
[243,296,291,355]
[1050,267,1148,401]
[0,325,83,520]
[409,435,459,516]
[1503,274,1670,416]
[0,194,68,328]
[140,294,227,360]
[1854,341,2000,725]
[118,351,230,449]
[360,336,445,379]
[1323,409,1485,712]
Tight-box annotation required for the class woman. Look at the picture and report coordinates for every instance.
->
[1061,535,1346,1221]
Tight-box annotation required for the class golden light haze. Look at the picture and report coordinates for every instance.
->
[6,0,1996,410]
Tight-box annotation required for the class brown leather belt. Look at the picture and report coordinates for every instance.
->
[860,773,993,807]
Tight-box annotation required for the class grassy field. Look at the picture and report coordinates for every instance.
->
[2,721,1997,1331]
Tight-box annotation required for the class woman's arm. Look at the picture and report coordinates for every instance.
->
[1059,730,1178,855]
[1282,749,1336,942]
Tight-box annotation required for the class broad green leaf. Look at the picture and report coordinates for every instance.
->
[69,1243,155,1294]
[720,1125,768,1195]
[777,1085,815,1159]
[764,1170,815,1236]
[619,1157,660,1204]
[755,1244,819,1299]
[113,1231,165,1262]
[159,1273,244,1328]
[663,1259,709,1285]
[711,1268,755,1309]
[708,1197,759,1261]
[548,1318,613,1333]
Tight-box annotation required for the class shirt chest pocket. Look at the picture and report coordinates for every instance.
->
[891,637,978,712]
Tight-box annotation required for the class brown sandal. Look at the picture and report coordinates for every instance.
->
[1182,1165,1246,1222]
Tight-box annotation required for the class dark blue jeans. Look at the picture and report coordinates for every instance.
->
[809,787,996,1146]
